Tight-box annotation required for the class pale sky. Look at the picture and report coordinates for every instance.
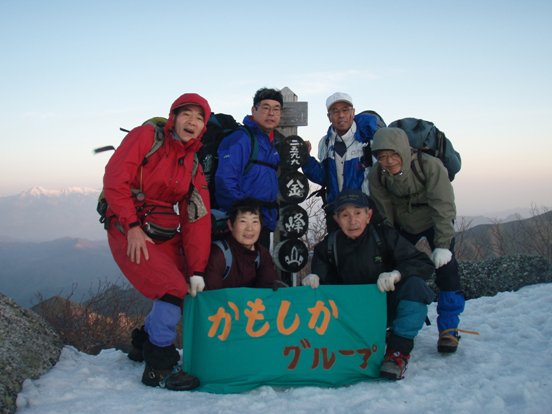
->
[1,0,551,216]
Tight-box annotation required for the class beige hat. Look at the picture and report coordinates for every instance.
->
[326,92,353,111]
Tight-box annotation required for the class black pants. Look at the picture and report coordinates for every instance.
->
[398,226,461,292]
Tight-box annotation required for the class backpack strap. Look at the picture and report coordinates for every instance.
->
[184,153,201,205]
[368,223,387,260]
[241,125,278,175]
[378,151,427,213]
[377,163,388,190]
[410,149,427,186]
[326,229,341,271]
[213,239,233,280]
[213,239,260,280]
[142,123,165,166]
[309,135,331,205]
[326,225,389,277]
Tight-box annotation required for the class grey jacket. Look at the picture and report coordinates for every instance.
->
[367,127,456,248]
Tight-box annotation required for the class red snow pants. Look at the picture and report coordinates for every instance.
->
[107,220,189,300]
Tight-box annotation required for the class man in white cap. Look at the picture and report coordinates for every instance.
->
[301,92,386,231]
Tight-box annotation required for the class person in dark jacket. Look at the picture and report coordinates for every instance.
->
[302,189,435,380]
[203,198,280,290]
[103,93,212,391]
[301,92,385,232]
[215,88,283,249]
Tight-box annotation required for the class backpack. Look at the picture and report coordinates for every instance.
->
[387,118,461,181]
[95,118,191,229]
[198,113,278,209]
[212,239,260,280]
[95,114,276,233]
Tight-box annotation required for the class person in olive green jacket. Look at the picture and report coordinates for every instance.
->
[367,127,465,354]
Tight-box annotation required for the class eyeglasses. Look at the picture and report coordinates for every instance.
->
[376,152,401,162]
[256,104,282,115]
[329,106,353,116]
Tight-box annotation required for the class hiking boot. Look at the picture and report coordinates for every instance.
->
[142,364,200,391]
[380,350,410,380]
[128,326,148,362]
[438,329,460,353]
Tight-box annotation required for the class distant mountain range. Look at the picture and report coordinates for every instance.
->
[0,186,105,242]
[0,186,549,309]
[0,186,543,242]
[0,237,123,308]
[454,209,552,260]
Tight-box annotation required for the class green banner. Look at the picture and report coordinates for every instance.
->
[183,285,386,393]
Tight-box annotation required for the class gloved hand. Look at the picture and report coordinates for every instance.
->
[302,274,320,289]
[430,248,453,269]
[377,270,401,293]
[190,275,205,297]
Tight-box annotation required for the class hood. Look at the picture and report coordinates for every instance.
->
[372,127,413,173]
[354,112,379,142]
[165,93,211,141]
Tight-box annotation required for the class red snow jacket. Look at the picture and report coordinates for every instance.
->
[103,93,212,277]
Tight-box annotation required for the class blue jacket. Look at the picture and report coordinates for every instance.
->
[215,116,280,231]
[301,113,379,204]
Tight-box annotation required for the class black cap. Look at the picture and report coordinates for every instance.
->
[334,189,370,213]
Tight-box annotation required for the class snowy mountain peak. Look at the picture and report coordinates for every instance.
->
[20,186,60,198]
[17,186,100,200]
[60,187,100,196]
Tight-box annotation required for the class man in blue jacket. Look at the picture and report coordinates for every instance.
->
[215,88,283,249]
[301,92,385,232]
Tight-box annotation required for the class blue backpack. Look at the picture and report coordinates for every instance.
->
[388,118,461,181]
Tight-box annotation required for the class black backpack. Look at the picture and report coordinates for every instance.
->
[198,113,274,210]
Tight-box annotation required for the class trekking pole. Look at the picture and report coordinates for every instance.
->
[93,146,115,154]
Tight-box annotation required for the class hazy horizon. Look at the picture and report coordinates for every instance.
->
[1,1,551,217]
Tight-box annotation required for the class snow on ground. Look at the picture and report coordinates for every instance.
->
[16,283,552,414]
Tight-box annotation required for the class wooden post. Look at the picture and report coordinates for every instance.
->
[275,87,308,287]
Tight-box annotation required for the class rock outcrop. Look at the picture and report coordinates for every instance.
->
[0,293,63,414]
[428,254,552,299]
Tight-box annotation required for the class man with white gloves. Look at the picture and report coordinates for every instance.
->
[368,127,466,354]
[303,189,435,380]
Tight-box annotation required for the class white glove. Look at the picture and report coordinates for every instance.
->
[377,270,401,293]
[430,248,453,269]
[302,274,320,289]
[190,275,205,297]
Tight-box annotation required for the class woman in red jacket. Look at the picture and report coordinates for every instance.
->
[103,93,211,391]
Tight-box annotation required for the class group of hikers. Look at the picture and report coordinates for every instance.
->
[101,88,464,390]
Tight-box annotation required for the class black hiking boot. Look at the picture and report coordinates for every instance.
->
[380,350,410,380]
[142,364,200,391]
[141,339,198,390]
[128,326,148,362]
